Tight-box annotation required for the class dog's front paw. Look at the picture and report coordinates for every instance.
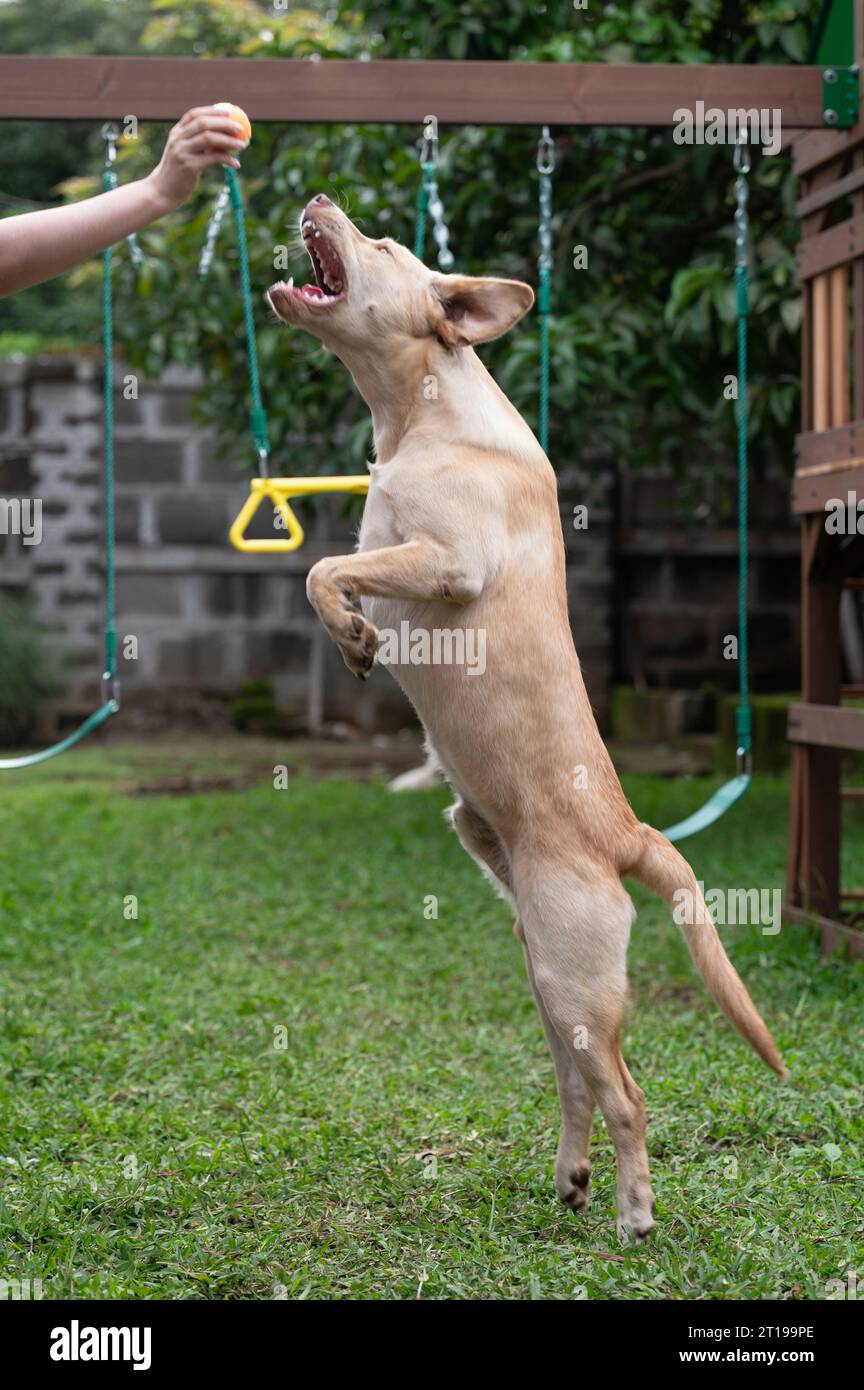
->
[338,611,379,679]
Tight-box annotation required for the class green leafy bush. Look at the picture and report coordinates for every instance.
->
[230,679,295,737]
[0,596,60,746]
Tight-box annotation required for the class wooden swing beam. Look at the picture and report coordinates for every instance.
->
[0,54,830,127]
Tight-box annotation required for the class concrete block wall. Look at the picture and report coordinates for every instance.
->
[1,358,106,707]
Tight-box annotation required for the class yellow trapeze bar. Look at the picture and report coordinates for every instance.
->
[228,474,370,554]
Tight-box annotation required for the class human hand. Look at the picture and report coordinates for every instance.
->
[145,106,248,213]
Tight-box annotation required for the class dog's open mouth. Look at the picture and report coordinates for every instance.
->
[302,217,346,302]
[271,217,348,315]
[268,207,351,322]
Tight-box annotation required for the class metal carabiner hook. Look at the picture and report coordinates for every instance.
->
[733,129,751,176]
[537,125,555,175]
[101,670,121,710]
[420,117,439,168]
[101,122,119,166]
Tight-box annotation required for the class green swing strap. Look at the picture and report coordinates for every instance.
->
[662,138,752,843]
[537,128,554,455]
[0,701,118,771]
[224,166,270,471]
[0,135,120,771]
[197,164,270,474]
[661,772,750,843]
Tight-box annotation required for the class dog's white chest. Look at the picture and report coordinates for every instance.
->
[357,466,402,554]
[356,466,422,641]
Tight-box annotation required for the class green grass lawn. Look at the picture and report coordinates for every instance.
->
[0,742,861,1301]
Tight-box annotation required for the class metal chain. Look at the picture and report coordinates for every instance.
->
[537,126,554,271]
[100,124,142,268]
[426,169,454,270]
[198,181,230,280]
[415,125,454,269]
[733,131,750,269]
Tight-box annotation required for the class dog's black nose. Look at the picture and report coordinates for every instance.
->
[310,193,332,207]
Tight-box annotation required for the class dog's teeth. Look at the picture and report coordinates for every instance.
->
[287,277,293,289]
[315,231,321,238]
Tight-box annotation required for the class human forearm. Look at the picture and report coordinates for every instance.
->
[0,176,168,295]
[0,105,245,297]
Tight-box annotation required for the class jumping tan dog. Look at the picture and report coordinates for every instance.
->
[268,194,786,1240]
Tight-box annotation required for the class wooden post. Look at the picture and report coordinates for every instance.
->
[813,275,831,431]
[855,0,864,420]
[797,522,843,917]
[853,160,864,419]
[830,266,849,427]
[788,137,857,928]
[787,1,864,938]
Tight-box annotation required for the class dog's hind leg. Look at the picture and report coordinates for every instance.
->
[446,798,516,907]
[448,801,596,1211]
[521,939,596,1211]
[514,858,655,1242]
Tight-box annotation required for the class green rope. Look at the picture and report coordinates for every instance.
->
[224,166,269,463]
[0,158,119,769]
[662,186,752,841]
[537,131,554,456]
[102,166,117,683]
[538,267,551,454]
[735,263,751,758]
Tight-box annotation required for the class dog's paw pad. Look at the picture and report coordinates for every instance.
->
[558,1163,592,1212]
[616,1217,655,1244]
[616,1185,656,1244]
[338,615,379,678]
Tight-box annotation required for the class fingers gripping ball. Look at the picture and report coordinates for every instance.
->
[214,102,252,149]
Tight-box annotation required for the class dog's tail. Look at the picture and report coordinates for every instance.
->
[388,756,441,794]
[626,825,787,1078]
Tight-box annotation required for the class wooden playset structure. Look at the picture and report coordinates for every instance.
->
[1,0,863,952]
[787,3,864,959]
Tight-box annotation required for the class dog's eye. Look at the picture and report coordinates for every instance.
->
[377,243,393,255]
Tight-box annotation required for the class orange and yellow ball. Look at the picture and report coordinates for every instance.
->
[214,102,252,148]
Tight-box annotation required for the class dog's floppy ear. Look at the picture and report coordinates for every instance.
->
[431,274,535,347]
